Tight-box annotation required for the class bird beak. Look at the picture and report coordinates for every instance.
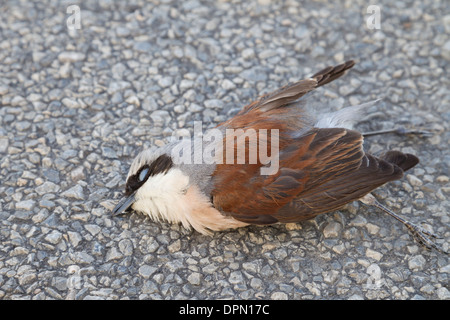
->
[112,191,136,216]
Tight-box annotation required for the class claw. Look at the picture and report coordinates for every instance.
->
[405,222,446,253]
[362,126,435,138]
[407,223,440,239]
[395,127,434,137]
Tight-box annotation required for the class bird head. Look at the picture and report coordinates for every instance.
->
[111,140,232,234]
[112,144,190,221]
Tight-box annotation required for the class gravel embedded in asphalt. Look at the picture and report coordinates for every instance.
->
[0,0,449,300]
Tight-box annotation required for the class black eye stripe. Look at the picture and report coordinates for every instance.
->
[125,154,174,195]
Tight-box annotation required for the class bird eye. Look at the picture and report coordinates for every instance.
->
[138,168,149,182]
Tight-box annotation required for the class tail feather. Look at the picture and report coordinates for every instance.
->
[380,151,419,172]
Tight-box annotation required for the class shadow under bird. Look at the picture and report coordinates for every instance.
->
[113,60,445,252]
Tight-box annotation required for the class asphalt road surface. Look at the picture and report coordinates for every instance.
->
[0,0,448,299]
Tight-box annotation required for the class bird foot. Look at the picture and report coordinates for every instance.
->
[360,194,447,254]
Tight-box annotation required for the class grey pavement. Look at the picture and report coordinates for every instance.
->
[0,0,449,300]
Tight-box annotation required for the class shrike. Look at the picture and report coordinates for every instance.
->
[113,60,443,252]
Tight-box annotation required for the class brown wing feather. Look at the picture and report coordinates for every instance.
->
[212,60,418,225]
[274,153,406,223]
[211,128,357,220]
[211,128,416,225]
[311,60,356,87]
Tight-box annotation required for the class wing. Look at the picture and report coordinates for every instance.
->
[211,128,416,224]
[235,60,355,116]
[275,149,418,222]
[212,60,417,224]
[218,60,355,132]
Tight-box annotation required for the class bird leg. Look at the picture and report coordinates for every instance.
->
[362,126,433,137]
[360,194,447,254]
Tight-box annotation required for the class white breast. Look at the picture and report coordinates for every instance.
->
[132,168,192,228]
[131,167,248,234]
